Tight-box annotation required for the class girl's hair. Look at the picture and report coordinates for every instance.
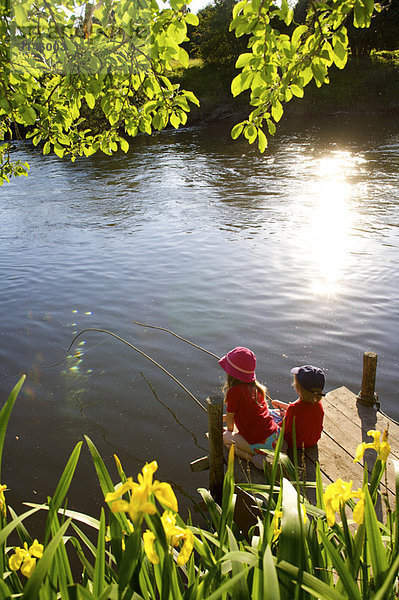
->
[292,375,323,404]
[223,375,267,405]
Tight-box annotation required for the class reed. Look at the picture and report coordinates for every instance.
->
[0,376,398,599]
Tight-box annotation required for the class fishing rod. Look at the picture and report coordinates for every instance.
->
[132,321,221,360]
[67,328,207,413]
[132,321,277,406]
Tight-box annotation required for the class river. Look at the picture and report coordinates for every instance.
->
[1,113,398,517]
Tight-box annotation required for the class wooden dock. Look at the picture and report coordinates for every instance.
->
[192,353,398,523]
[230,386,398,504]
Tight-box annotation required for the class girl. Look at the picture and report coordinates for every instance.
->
[272,365,325,449]
[219,347,282,460]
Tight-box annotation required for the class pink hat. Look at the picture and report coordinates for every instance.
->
[218,347,256,382]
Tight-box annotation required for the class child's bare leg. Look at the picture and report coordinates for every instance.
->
[223,430,254,460]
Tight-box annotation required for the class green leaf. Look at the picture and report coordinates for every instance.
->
[232,0,246,19]
[262,544,280,599]
[170,112,180,128]
[311,62,327,86]
[235,53,252,69]
[118,529,142,594]
[14,4,27,27]
[44,442,82,542]
[266,119,276,135]
[363,487,388,589]
[372,551,399,600]
[0,505,45,547]
[231,123,244,140]
[258,129,267,153]
[85,93,96,109]
[231,72,254,97]
[183,90,200,107]
[19,106,37,126]
[93,509,106,597]
[318,530,363,600]
[332,40,348,69]
[53,144,65,158]
[290,84,304,98]
[178,46,189,68]
[353,3,366,27]
[278,478,305,598]
[276,560,347,600]
[51,442,82,514]
[244,124,257,144]
[0,376,25,481]
[24,503,100,531]
[204,568,249,600]
[119,137,129,153]
[185,12,199,26]
[85,436,130,531]
[226,530,251,600]
[271,100,283,122]
[291,25,307,49]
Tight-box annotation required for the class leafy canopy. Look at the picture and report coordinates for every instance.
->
[0,0,389,182]
[0,0,199,183]
[229,0,388,152]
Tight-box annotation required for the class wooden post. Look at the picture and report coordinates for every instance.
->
[207,394,224,503]
[357,351,378,406]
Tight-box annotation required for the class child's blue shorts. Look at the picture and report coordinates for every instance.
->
[249,410,283,453]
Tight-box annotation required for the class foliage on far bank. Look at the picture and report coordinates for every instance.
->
[0,376,399,598]
[0,0,200,184]
[1,0,398,184]
[171,52,399,123]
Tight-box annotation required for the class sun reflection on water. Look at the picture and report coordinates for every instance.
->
[302,151,363,296]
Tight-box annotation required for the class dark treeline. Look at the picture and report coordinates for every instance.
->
[175,0,399,122]
[184,0,399,64]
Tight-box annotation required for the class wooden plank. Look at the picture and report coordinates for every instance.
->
[324,387,399,452]
[207,395,224,502]
[190,456,209,472]
[322,387,397,510]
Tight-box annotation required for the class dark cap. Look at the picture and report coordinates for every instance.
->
[291,365,325,394]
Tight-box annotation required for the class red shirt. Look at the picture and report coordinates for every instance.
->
[226,383,278,444]
[283,399,324,448]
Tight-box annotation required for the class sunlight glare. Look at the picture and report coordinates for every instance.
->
[308,153,355,296]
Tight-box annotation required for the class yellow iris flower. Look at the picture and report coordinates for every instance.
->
[272,509,282,542]
[143,511,195,566]
[143,530,159,564]
[0,484,7,518]
[105,462,178,524]
[9,540,43,578]
[271,505,307,543]
[351,488,365,525]
[354,429,391,464]
[323,479,365,526]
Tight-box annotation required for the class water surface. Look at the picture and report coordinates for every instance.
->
[1,113,398,515]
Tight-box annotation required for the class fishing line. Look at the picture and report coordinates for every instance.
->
[67,328,207,413]
[133,322,399,430]
[132,321,221,360]
[141,372,207,453]
[133,321,280,405]
[43,338,107,369]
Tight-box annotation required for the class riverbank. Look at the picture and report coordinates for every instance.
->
[172,52,399,125]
